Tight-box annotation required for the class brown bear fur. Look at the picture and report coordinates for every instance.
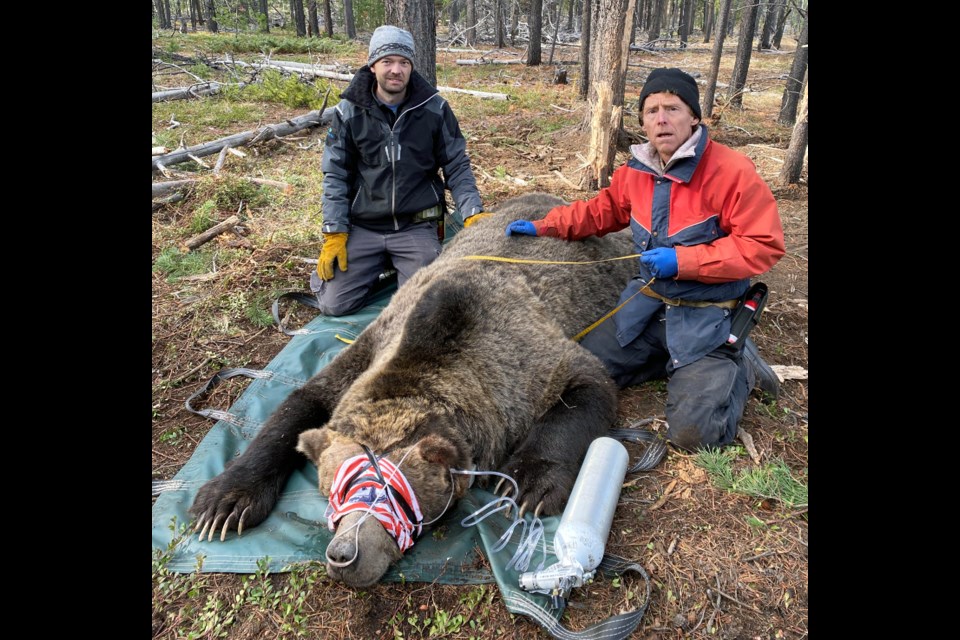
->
[189,192,636,587]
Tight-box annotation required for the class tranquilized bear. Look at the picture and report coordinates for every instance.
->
[189,192,637,587]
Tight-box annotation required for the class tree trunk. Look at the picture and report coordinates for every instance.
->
[778,10,807,125]
[191,0,202,29]
[726,0,760,108]
[385,1,438,88]
[205,0,217,32]
[758,1,776,50]
[646,0,664,42]
[259,0,269,32]
[495,0,506,48]
[567,0,576,29]
[549,1,563,63]
[307,2,319,36]
[155,0,170,29]
[323,0,333,36]
[677,0,693,48]
[772,2,789,49]
[510,1,519,46]
[703,0,714,42]
[527,0,544,65]
[582,0,637,189]
[702,0,732,119]
[578,0,592,99]
[343,0,356,39]
[465,0,477,46]
[778,74,807,186]
[291,0,306,36]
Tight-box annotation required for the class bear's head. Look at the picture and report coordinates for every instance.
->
[296,427,472,587]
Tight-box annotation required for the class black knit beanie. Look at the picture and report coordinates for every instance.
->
[638,68,701,120]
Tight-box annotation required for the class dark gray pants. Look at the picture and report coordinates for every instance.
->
[579,309,755,451]
[310,222,442,316]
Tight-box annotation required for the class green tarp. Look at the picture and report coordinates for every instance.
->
[152,269,650,638]
[152,286,559,598]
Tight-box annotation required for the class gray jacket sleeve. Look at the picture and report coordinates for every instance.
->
[436,101,483,222]
[320,102,354,234]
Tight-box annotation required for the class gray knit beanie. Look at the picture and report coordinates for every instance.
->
[368,25,416,67]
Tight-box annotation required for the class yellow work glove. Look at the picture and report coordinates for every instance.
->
[463,212,492,228]
[317,232,348,280]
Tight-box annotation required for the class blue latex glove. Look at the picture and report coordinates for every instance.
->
[640,247,678,279]
[505,220,538,237]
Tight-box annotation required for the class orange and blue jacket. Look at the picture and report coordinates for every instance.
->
[534,125,785,368]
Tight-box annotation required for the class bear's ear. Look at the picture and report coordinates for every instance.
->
[296,427,332,464]
[415,434,471,497]
[415,433,459,467]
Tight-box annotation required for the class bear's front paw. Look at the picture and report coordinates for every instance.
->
[188,469,280,542]
[498,457,579,518]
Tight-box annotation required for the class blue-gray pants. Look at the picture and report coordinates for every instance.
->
[310,222,442,317]
[579,309,755,451]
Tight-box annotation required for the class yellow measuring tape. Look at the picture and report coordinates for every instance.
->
[462,254,642,265]
[572,279,654,341]
[460,253,650,341]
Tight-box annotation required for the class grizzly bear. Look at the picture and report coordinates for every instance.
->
[189,192,637,587]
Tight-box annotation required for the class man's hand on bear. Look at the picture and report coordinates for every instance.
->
[505,220,538,237]
[318,232,349,280]
[640,247,678,279]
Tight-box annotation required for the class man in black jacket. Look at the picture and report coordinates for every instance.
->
[314,25,486,316]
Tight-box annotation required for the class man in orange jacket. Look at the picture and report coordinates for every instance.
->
[506,68,785,450]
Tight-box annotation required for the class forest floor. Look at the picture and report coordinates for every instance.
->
[152,27,807,640]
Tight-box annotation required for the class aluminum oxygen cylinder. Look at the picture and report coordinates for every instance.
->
[552,437,629,571]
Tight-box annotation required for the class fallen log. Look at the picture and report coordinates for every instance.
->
[182,215,241,251]
[455,58,526,65]
[438,86,509,100]
[224,59,355,82]
[456,58,580,66]
[152,82,231,103]
[152,106,335,171]
[152,178,292,198]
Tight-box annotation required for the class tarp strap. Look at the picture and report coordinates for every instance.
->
[184,367,276,424]
[272,291,322,336]
[609,422,669,472]
[506,552,652,640]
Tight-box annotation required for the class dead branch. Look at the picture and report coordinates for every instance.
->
[182,215,241,251]
[151,107,335,171]
[152,177,292,199]
[213,146,230,174]
[456,58,525,65]
[152,193,185,211]
[707,587,762,614]
[439,86,509,100]
[153,82,238,103]
[225,59,355,82]
[648,478,678,511]
[552,170,581,190]
[736,427,762,464]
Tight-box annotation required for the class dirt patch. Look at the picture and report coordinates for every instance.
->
[153,32,807,640]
